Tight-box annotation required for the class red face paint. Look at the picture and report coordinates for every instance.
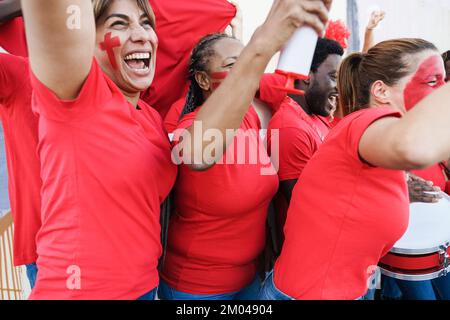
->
[100,32,121,70]
[404,55,445,110]
[210,71,229,90]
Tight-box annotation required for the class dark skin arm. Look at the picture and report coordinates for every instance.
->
[0,0,21,24]
[280,179,298,204]
[407,173,442,203]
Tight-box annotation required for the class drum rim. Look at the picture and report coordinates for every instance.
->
[380,266,450,281]
[391,241,450,255]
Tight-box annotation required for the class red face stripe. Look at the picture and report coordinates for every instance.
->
[404,55,445,111]
[209,71,229,90]
[210,71,229,80]
[100,32,121,70]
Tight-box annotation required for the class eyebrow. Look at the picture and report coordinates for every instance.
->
[105,14,130,22]
[105,13,149,22]
[223,56,239,62]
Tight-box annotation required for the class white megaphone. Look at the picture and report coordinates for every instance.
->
[273,26,318,95]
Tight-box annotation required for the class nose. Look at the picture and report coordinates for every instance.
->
[130,24,158,46]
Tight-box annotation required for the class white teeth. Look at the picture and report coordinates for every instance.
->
[124,52,150,60]
[131,66,149,71]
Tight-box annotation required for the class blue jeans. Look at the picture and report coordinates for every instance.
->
[137,287,158,300]
[259,271,374,300]
[158,276,261,300]
[258,271,294,300]
[382,275,450,300]
[359,288,376,300]
[25,263,38,289]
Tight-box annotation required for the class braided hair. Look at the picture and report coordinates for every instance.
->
[180,33,234,119]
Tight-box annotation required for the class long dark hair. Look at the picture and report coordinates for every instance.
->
[338,38,437,116]
[180,33,234,119]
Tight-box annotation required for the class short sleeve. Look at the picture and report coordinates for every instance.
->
[29,59,118,122]
[171,110,198,147]
[345,108,402,164]
[164,98,186,133]
[258,73,288,112]
[0,53,28,105]
[0,17,28,58]
[274,126,317,181]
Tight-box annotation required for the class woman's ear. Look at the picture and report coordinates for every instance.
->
[370,80,391,105]
[195,71,211,91]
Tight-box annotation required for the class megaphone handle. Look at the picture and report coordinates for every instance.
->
[271,69,309,95]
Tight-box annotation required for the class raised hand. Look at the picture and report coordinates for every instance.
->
[367,10,386,30]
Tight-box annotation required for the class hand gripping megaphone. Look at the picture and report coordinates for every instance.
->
[273,26,318,95]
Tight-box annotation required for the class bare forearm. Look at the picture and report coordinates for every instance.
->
[362,28,373,53]
[179,0,331,170]
[21,0,95,99]
[185,34,273,169]
[360,83,450,170]
[0,0,21,24]
[393,83,450,168]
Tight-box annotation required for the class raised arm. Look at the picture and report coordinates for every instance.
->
[362,10,385,53]
[359,82,450,170]
[21,0,95,99]
[178,0,332,171]
[0,0,21,24]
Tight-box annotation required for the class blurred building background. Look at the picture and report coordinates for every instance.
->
[237,0,450,71]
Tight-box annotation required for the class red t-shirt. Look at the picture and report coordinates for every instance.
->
[257,73,289,112]
[0,17,28,57]
[164,97,185,133]
[0,54,40,266]
[163,73,288,133]
[268,97,330,182]
[274,108,409,300]
[267,97,331,245]
[161,106,278,294]
[143,0,236,117]
[29,59,177,300]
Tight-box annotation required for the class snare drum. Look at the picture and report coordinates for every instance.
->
[379,194,450,281]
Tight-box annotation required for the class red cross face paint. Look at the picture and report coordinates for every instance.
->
[100,32,121,70]
[404,55,445,111]
[210,71,229,90]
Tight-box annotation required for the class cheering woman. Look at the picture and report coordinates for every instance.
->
[260,38,450,300]
[21,0,332,299]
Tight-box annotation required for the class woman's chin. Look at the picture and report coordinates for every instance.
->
[120,74,153,93]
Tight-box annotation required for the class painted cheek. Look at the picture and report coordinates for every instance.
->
[210,71,229,90]
[404,56,444,110]
[100,32,121,70]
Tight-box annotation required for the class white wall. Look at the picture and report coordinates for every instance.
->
[235,0,352,71]
[235,0,450,68]
[356,0,450,52]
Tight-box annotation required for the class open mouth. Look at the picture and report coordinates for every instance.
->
[123,52,151,71]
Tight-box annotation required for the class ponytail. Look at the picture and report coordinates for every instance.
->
[338,53,365,116]
[338,38,438,117]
